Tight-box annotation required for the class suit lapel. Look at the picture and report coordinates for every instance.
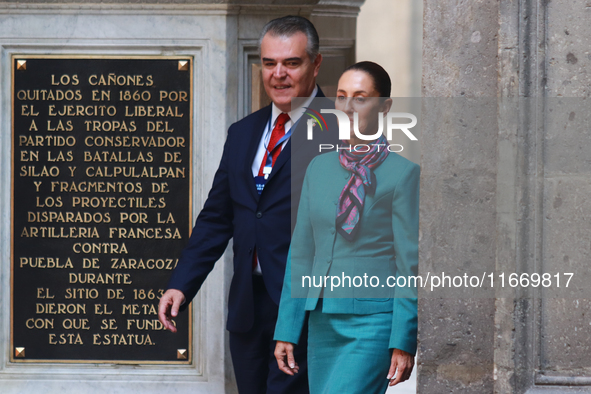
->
[266,135,291,184]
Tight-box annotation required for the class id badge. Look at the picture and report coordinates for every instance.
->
[254,166,272,194]
[254,175,267,194]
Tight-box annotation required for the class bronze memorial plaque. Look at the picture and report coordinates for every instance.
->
[11,56,192,363]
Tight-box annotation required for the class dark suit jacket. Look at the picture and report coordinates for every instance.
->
[167,88,336,332]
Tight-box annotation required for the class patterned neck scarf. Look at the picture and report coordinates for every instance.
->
[336,135,389,241]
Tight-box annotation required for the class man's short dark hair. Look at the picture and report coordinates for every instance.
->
[258,15,320,60]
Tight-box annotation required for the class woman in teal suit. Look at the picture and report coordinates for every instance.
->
[274,62,418,393]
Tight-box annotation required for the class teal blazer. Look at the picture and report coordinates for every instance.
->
[273,151,419,355]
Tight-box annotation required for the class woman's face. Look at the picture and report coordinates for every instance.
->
[335,70,391,138]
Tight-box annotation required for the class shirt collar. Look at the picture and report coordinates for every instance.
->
[270,85,319,128]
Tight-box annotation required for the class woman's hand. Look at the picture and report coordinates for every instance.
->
[274,340,299,376]
[387,348,414,386]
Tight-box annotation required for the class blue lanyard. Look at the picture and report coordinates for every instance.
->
[262,116,292,172]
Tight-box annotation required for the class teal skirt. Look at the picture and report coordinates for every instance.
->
[307,309,392,394]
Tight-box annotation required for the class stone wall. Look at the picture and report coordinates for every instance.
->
[420,0,591,393]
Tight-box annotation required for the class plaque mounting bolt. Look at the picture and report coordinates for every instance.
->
[177,349,187,359]
[16,60,26,71]
[178,60,189,71]
[15,347,25,358]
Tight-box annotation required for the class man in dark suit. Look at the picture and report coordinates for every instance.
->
[158,15,331,394]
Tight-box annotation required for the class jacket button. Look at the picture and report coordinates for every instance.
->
[345,173,350,179]
[256,211,262,219]
[330,228,335,234]
[326,258,332,264]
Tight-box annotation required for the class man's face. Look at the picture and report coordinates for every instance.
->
[260,32,322,112]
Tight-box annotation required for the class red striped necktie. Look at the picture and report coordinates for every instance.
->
[258,112,290,177]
